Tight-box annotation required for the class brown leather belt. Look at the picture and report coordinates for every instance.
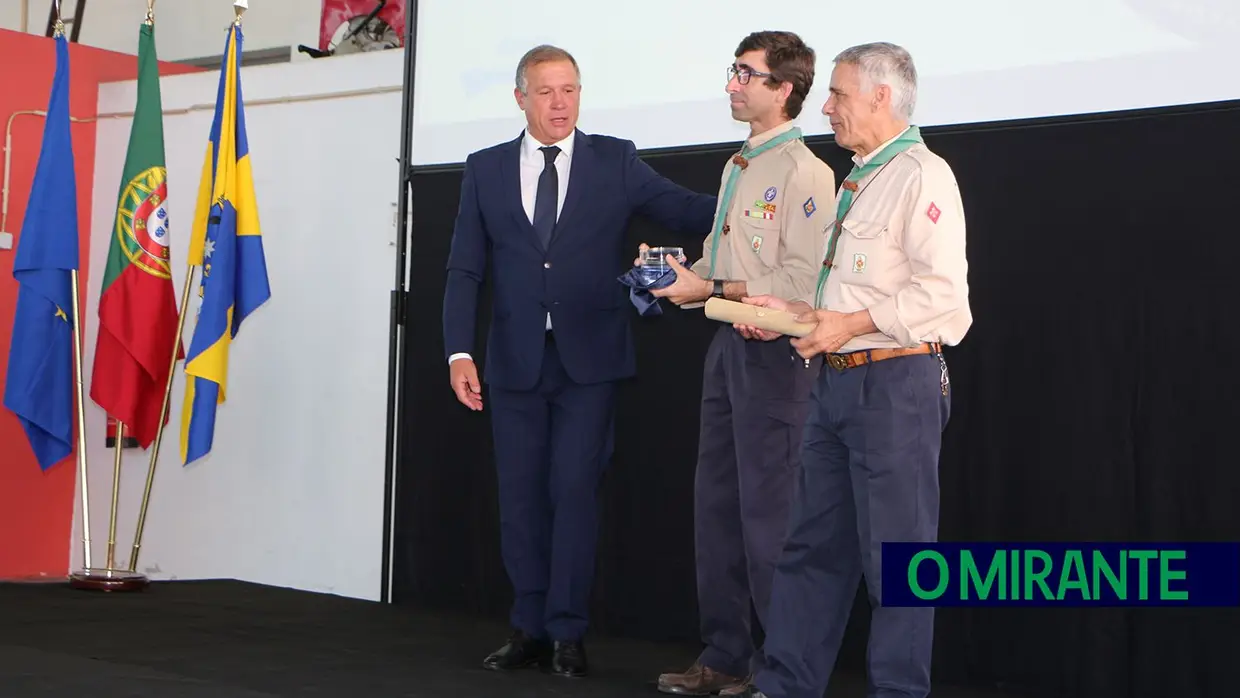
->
[825,342,942,370]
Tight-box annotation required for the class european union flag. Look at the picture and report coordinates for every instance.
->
[3,35,80,471]
[180,24,271,466]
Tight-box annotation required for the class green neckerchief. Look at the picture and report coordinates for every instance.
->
[814,125,923,307]
[707,126,804,278]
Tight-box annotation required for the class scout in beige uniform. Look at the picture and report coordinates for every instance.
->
[645,30,836,697]
[729,42,972,698]
[685,119,830,305]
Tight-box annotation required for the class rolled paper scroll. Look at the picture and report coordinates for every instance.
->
[703,297,817,338]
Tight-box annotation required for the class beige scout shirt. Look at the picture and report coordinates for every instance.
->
[687,121,835,306]
[815,129,972,354]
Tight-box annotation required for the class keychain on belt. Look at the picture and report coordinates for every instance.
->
[937,351,950,395]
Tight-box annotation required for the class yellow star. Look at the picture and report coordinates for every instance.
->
[54,306,68,322]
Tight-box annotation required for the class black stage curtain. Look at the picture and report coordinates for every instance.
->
[394,101,1240,698]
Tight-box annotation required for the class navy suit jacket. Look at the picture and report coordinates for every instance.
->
[442,129,718,391]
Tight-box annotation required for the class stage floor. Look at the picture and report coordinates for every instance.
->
[0,580,1024,697]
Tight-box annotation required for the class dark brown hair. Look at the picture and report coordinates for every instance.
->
[734,31,815,118]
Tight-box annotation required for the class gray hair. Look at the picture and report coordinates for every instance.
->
[515,44,580,94]
[833,42,917,120]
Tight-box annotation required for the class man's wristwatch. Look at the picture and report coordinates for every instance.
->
[712,279,725,299]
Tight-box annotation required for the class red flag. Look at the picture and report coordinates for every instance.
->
[89,23,184,450]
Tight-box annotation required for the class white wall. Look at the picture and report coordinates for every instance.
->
[0,1,30,35]
[70,48,406,601]
[0,0,324,63]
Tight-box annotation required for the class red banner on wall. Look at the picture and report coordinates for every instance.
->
[319,0,406,54]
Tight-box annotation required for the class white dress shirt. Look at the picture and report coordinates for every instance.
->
[449,130,575,365]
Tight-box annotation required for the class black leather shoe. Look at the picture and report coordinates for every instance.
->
[549,640,588,678]
[482,630,551,671]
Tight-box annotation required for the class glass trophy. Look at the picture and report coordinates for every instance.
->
[638,246,686,286]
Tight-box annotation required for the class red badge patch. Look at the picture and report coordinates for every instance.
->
[925,202,941,223]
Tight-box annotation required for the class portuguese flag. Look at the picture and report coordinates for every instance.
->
[89,22,184,450]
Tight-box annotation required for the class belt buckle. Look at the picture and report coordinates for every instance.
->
[827,354,849,370]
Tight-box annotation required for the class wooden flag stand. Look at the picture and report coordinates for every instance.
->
[67,414,150,592]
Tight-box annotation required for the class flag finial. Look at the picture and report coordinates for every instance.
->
[52,0,65,37]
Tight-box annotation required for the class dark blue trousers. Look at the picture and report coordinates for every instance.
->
[755,352,950,698]
[695,327,819,678]
[488,332,616,642]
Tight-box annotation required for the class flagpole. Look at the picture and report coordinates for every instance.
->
[104,420,124,568]
[128,267,194,572]
[44,0,95,583]
[66,0,152,593]
[131,0,241,573]
[100,0,162,577]
[123,0,171,575]
[69,270,93,572]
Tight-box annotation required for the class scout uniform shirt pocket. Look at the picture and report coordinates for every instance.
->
[838,218,889,283]
[738,208,782,269]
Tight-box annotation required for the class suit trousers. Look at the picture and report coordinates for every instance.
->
[754,352,951,698]
[694,326,818,678]
[488,331,616,642]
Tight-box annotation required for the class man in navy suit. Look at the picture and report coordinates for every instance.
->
[441,44,718,678]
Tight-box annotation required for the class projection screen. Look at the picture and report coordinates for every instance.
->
[408,0,1238,165]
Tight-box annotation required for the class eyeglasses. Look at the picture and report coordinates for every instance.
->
[728,65,773,85]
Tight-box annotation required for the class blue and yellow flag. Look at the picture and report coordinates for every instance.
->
[181,24,271,466]
[2,35,80,471]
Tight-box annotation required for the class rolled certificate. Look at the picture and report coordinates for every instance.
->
[703,298,817,338]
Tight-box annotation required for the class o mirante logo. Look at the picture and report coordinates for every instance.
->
[881,543,1240,607]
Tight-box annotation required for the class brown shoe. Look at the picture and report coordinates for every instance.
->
[657,662,747,695]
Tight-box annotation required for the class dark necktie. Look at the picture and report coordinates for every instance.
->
[532,145,560,249]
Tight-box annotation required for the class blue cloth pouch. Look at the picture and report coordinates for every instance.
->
[617,266,679,317]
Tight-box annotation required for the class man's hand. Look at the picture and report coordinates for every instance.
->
[733,294,805,341]
[789,309,876,359]
[449,359,483,411]
[650,254,711,306]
